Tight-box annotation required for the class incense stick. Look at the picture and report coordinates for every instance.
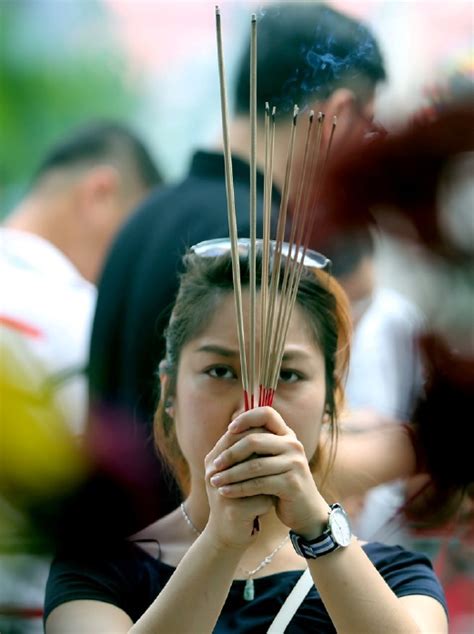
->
[266,111,315,398]
[268,116,339,396]
[249,13,257,410]
[215,8,337,415]
[215,6,249,403]
[259,103,274,406]
[304,115,337,247]
[261,105,299,403]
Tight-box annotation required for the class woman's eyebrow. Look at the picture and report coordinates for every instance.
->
[194,344,239,358]
[281,349,313,362]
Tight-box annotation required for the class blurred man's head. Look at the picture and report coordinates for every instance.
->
[230,2,386,185]
[235,2,385,124]
[7,122,162,282]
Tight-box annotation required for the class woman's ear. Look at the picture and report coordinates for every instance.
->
[322,409,331,426]
[159,361,175,418]
[159,359,169,378]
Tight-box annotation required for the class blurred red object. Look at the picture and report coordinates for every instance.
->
[315,101,474,263]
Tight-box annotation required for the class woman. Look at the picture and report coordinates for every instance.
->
[44,243,447,632]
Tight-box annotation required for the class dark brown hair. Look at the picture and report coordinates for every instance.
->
[154,249,351,494]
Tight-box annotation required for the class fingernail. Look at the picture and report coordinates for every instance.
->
[210,474,222,486]
[218,486,230,495]
[228,420,239,432]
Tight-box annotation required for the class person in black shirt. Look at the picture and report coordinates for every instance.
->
[87,3,387,527]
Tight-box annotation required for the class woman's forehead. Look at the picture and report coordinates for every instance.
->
[190,291,319,351]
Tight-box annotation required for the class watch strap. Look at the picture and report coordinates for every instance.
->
[289,503,350,560]
[289,530,340,559]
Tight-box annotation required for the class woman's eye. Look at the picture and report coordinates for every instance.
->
[279,369,301,384]
[207,366,236,380]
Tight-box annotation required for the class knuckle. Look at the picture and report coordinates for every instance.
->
[204,451,214,466]
[221,448,233,463]
[288,436,304,453]
[250,477,262,491]
[248,457,262,474]
[246,434,262,452]
[286,470,300,488]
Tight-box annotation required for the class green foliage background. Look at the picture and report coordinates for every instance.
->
[0,0,141,217]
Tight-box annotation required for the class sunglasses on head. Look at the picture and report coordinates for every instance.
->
[190,238,331,271]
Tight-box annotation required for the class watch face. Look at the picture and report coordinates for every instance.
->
[329,506,352,547]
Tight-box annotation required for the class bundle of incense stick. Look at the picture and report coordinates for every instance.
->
[215,6,336,412]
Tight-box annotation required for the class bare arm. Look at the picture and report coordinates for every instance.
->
[45,533,247,634]
[321,422,418,497]
[221,409,446,634]
[130,531,245,633]
[307,542,447,634]
[46,600,133,633]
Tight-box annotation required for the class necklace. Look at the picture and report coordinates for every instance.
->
[180,501,201,536]
[180,502,290,601]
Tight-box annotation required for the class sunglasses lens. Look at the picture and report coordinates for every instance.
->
[191,239,329,270]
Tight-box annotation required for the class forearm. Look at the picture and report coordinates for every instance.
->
[308,541,421,634]
[130,530,243,634]
[325,423,417,497]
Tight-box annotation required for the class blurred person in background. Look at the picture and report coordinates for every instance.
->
[1,121,162,435]
[319,227,426,547]
[0,121,161,633]
[344,277,425,546]
[310,223,423,536]
[323,228,377,330]
[323,73,474,554]
[87,2,387,528]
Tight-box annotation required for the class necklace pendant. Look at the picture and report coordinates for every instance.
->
[243,578,255,601]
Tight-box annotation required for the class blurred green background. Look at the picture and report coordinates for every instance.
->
[0,0,142,217]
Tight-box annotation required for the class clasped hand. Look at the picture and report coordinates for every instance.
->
[204,406,329,548]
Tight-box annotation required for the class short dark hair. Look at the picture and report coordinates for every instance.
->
[32,121,162,189]
[235,2,386,115]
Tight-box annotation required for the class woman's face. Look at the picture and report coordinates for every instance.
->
[172,290,327,482]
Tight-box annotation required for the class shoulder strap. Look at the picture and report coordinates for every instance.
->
[267,568,313,633]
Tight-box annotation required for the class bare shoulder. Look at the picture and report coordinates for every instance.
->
[399,594,448,633]
[46,600,133,633]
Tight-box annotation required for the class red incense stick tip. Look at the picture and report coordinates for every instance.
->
[268,389,275,407]
[244,390,250,412]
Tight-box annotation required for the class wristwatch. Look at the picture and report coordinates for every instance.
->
[289,503,352,559]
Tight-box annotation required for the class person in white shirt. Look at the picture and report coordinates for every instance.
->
[323,228,425,544]
[0,121,161,633]
[1,121,162,434]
